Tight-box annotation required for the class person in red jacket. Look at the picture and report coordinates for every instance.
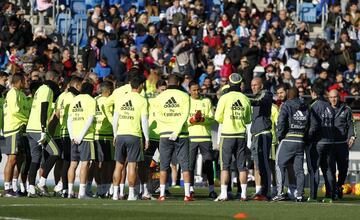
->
[203,28,222,49]
[219,56,235,79]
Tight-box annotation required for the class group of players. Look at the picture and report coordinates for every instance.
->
[0,68,356,202]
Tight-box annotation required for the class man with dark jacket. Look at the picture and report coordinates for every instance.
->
[333,30,360,71]
[328,89,356,199]
[273,88,309,202]
[250,77,273,200]
[307,84,336,202]
[100,34,122,79]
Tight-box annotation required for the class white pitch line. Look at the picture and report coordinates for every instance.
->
[0,217,34,220]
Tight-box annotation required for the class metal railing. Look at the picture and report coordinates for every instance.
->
[52,0,60,31]
[74,16,84,59]
[61,8,72,46]
[334,15,343,43]
[321,2,328,39]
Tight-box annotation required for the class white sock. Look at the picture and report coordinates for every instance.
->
[209,185,215,192]
[220,185,228,198]
[20,182,26,193]
[113,186,119,198]
[39,177,46,187]
[86,181,92,193]
[79,184,86,197]
[4,182,10,190]
[28,185,36,194]
[12,179,18,192]
[62,189,68,194]
[109,184,114,195]
[68,183,74,196]
[171,182,176,186]
[143,184,149,195]
[160,184,166,197]
[256,185,262,194]
[190,186,194,193]
[119,184,125,196]
[241,184,247,198]
[184,183,190,197]
[129,187,135,198]
[139,184,144,194]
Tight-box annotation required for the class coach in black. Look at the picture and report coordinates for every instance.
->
[328,89,356,199]
[307,84,336,202]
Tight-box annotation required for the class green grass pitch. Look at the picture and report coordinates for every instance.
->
[0,188,360,220]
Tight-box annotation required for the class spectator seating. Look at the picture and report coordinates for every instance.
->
[71,0,87,14]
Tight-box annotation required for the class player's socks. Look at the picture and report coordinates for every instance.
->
[184,183,190,197]
[142,184,149,195]
[171,182,176,187]
[119,184,125,197]
[129,187,135,198]
[68,183,74,196]
[79,184,86,197]
[190,186,194,193]
[39,177,47,187]
[113,185,119,196]
[96,184,103,195]
[241,184,247,198]
[220,185,228,198]
[54,181,63,192]
[4,182,10,190]
[20,182,26,193]
[12,179,18,192]
[109,184,114,195]
[209,185,215,192]
[160,184,166,197]
[255,185,262,194]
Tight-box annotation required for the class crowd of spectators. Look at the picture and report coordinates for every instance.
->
[1,0,360,109]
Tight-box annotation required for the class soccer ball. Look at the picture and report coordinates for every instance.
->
[353,183,360,196]
[342,184,352,194]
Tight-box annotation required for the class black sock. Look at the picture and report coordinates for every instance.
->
[62,160,70,189]
[28,162,40,185]
[42,155,59,178]
[205,160,214,186]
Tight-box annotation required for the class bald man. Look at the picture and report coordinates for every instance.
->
[328,89,356,199]
[249,77,273,200]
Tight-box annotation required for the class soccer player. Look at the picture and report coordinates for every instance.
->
[154,74,192,201]
[187,81,217,199]
[250,77,273,200]
[2,73,28,197]
[53,76,82,197]
[214,73,252,201]
[67,82,96,199]
[26,71,61,197]
[273,88,309,202]
[307,84,336,202]
[328,89,356,199]
[112,76,149,201]
[141,79,167,199]
[94,81,114,197]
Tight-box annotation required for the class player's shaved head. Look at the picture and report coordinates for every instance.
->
[69,76,83,87]
[287,87,299,100]
[45,70,60,82]
[100,80,114,93]
[80,82,94,96]
[167,74,180,86]
[11,73,25,85]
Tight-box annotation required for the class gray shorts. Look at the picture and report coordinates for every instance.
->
[94,139,113,162]
[220,137,247,171]
[71,141,95,161]
[3,132,23,155]
[159,137,189,172]
[114,135,143,163]
[189,141,213,171]
[27,132,60,163]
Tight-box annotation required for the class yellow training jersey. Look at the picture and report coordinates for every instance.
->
[153,88,190,138]
[3,88,29,136]
[114,91,148,137]
[215,91,252,138]
[148,96,160,141]
[68,94,96,141]
[56,91,76,137]
[104,84,145,122]
[188,97,214,142]
[271,104,279,145]
[26,84,54,132]
[95,95,113,140]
